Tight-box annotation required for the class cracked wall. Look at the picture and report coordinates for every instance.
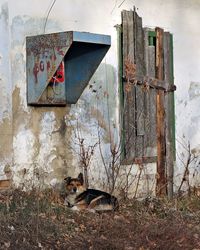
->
[0,1,119,190]
[0,0,200,194]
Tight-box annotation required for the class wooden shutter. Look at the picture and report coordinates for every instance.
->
[121,10,175,169]
[122,10,157,164]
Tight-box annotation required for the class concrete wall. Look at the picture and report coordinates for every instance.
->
[0,0,200,195]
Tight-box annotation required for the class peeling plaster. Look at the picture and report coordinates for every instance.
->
[0,3,12,176]
[5,13,76,188]
[0,2,11,121]
[4,12,121,191]
[11,85,74,188]
[1,0,200,196]
[13,128,35,165]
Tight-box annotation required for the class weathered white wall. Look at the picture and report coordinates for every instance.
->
[0,0,200,194]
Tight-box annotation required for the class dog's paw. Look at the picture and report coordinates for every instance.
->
[87,208,96,213]
[71,206,80,211]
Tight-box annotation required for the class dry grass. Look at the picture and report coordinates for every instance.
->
[0,189,200,249]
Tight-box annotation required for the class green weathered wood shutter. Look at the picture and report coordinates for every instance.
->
[121,10,175,172]
[122,10,157,163]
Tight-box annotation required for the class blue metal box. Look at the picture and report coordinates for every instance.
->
[26,31,111,105]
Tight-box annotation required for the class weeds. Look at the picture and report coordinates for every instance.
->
[1,189,200,249]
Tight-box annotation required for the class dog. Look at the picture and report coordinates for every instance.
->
[64,173,119,212]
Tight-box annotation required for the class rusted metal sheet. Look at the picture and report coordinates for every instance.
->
[26,31,111,105]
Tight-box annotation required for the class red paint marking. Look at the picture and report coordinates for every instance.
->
[47,61,51,71]
[33,63,39,83]
[50,61,65,84]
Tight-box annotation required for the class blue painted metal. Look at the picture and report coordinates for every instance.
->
[26,31,111,105]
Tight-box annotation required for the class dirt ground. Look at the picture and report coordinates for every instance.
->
[0,190,200,250]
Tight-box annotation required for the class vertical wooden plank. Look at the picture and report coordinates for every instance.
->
[143,28,157,158]
[155,27,167,196]
[135,85,145,157]
[122,10,135,73]
[164,32,172,198]
[148,45,157,155]
[135,14,146,77]
[156,90,166,196]
[144,28,149,76]
[116,24,125,159]
[121,10,136,160]
[164,32,174,198]
[164,32,174,199]
[155,28,164,81]
[135,12,146,158]
[170,34,176,160]
[148,46,156,78]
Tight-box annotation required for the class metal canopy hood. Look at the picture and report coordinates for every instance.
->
[26,31,111,105]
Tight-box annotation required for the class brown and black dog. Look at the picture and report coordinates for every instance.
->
[64,173,119,212]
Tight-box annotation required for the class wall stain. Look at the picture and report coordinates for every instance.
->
[11,84,75,186]
[8,15,75,187]
[90,106,114,145]
[2,14,118,189]
[51,107,74,180]
[0,117,12,163]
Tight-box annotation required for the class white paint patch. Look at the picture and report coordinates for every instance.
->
[36,112,56,184]
[12,113,58,188]
[13,127,36,187]
[0,3,12,121]
[13,127,35,165]
[0,163,7,180]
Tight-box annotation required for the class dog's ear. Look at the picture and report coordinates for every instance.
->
[78,173,84,185]
[64,177,71,185]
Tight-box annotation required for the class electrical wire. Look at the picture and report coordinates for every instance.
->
[43,0,57,33]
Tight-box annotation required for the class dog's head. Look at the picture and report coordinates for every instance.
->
[64,173,86,195]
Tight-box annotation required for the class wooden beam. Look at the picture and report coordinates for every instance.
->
[122,77,176,92]
[164,32,175,199]
[155,27,167,197]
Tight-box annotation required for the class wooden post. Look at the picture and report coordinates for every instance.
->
[155,27,167,196]
[164,32,174,199]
